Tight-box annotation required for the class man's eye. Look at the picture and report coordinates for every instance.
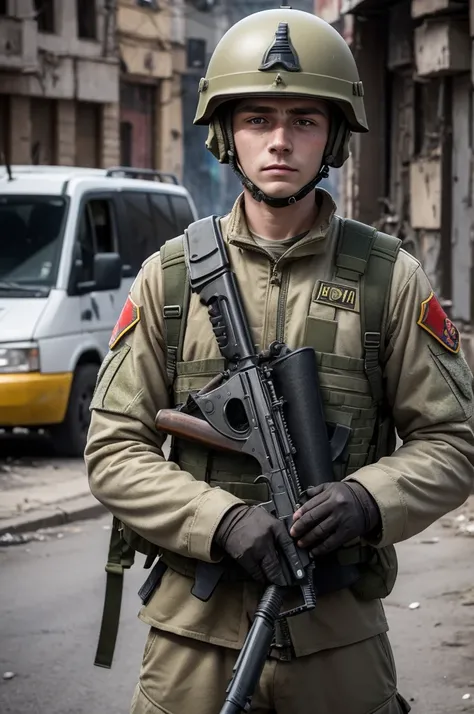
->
[248,117,266,125]
[296,119,314,127]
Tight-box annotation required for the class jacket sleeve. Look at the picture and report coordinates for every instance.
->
[346,255,474,547]
[84,254,243,561]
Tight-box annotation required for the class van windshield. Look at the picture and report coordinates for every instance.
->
[0,195,67,296]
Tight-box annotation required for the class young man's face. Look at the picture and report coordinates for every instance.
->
[232,96,330,199]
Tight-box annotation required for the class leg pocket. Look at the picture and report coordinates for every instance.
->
[369,692,411,714]
[142,627,159,662]
[130,684,168,714]
[138,629,238,714]
[377,632,397,677]
[395,693,411,713]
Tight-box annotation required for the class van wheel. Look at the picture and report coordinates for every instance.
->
[50,363,99,457]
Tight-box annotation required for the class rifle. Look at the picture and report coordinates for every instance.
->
[155,216,351,714]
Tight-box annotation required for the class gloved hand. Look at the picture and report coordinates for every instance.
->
[214,504,296,587]
[289,482,381,557]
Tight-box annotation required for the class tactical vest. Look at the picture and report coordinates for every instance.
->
[94,216,402,669]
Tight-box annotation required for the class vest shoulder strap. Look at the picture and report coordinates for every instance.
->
[160,217,223,385]
[335,217,377,282]
[160,234,190,385]
[336,217,402,404]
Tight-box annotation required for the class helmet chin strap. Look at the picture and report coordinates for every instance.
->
[224,115,330,209]
[228,149,329,208]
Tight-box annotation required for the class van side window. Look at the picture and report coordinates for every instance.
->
[77,208,95,282]
[120,192,156,273]
[170,195,194,233]
[77,199,115,281]
[149,193,177,247]
[90,200,115,253]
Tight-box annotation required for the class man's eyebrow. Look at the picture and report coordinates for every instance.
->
[235,104,328,117]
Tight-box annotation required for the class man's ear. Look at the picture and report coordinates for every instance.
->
[324,107,351,169]
[205,116,230,163]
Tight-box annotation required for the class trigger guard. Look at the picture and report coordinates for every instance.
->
[254,477,275,514]
[256,499,275,515]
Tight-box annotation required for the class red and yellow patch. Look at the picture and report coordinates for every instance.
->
[417,291,460,354]
[109,295,140,349]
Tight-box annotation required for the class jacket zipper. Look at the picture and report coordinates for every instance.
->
[230,241,291,345]
[276,266,290,342]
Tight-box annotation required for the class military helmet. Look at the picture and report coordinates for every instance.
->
[194,7,368,170]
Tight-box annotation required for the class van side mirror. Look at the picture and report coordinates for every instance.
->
[93,252,122,291]
[75,252,122,293]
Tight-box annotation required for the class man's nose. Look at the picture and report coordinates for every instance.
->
[268,125,292,153]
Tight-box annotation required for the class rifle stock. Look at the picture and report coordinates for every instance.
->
[155,409,245,455]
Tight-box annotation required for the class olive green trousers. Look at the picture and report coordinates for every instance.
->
[130,628,411,714]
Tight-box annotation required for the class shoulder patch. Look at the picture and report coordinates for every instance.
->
[417,291,460,354]
[109,295,140,349]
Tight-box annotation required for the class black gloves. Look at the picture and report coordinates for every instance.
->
[214,504,295,587]
[214,482,380,586]
[290,482,381,557]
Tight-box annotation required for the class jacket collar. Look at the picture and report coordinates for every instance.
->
[221,189,338,259]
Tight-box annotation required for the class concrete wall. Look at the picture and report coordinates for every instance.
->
[117,0,184,178]
[5,94,119,168]
[9,95,30,163]
[0,0,119,103]
[120,82,156,169]
[0,0,120,168]
[100,103,120,168]
[57,100,76,166]
[157,74,184,180]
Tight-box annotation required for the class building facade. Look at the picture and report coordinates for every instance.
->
[0,0,186,176]
[0,0,120,168]
[116,0,185,179]
[315,0,474,363]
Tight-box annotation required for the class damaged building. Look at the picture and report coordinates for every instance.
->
[0,1,186,177]
[316,0,474,362]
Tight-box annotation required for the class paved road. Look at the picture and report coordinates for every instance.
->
[0,512,473,714]
[0,515,147,714]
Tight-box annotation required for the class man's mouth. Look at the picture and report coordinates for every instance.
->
[262,165,297,173]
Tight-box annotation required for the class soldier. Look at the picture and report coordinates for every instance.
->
[85,7,474,714]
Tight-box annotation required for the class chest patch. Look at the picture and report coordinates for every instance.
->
[417,291,460,354]
[314,280,359,312]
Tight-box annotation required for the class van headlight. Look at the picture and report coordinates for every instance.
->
[0,344,40,373]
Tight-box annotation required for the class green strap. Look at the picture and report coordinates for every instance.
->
[336,218,401,404]
[160,235,190,386]
[361,231,402,404]
[335,218,376,282]
[94,517,135,669]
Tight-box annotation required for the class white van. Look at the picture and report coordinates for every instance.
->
[0,165,198,456]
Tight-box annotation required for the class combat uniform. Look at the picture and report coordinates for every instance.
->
[86,188,474,714]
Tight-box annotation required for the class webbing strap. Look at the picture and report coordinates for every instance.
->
[335,218,377,281]
[94,517,135,669]
[335,218,401,405]
[362,231,402,404]
[160,235,189,385]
